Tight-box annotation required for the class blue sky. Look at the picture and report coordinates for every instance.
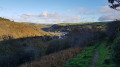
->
[0,0,118,24]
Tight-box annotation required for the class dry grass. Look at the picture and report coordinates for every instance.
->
[0,20,51,40]
[20,47,83,67]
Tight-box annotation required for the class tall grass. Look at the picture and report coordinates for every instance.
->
[63,42,99,67]
[95,39,115,67]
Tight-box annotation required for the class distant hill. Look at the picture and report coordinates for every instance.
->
[44,22,109,32]
[0,17,51,40]
[22,22,53,29]
[58,22,109,26]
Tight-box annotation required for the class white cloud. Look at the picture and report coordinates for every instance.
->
[10,11,81,24]
[98,6,120,21]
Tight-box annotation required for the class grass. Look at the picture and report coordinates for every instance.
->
[95,38,116,67]
[58,22,109,27]
[58,22,93,26]
[63,39,116,67]
[63,42,99,67]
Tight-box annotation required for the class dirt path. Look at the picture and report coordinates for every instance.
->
[89,48,99,67]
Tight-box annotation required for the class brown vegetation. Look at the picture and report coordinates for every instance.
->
[20,47,82,67]
[0,19,51,41]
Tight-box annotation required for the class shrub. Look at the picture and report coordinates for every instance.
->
[0,36,47,67]
[111,36,120,67]
[46,38,70,54]
[67,26,106,47]
[19,47,83,67]
[0,17,10,21]
[106,21,120,40]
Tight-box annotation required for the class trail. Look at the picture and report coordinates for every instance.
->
[89,48,98,67]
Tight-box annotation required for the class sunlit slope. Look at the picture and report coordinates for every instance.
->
[0,18,50,40]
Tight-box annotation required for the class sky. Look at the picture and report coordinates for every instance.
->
[0,0,120,24]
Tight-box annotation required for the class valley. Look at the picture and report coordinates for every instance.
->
[1,0,120,67]
[0,17,119,67]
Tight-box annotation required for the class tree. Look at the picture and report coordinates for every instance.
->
[108,0,120,10]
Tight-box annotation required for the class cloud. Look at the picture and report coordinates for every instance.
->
[66,7,95,15]
[11,11,81,24]
[98,6,120,21]
[74,8,84,11]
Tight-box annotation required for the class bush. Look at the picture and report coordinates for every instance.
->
[46,38,70,54]
[67,26,106,47]
[0,17,10,21]
[20,47,83,67]
[106,21,120,40]
[111,36,120,67]
[106,21,120,66]
[0,36,47,67]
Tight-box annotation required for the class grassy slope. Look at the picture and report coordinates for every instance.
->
[0,20,51,40]
[63,39,115,67]
[63,42,98,67]
[95,38,115,67]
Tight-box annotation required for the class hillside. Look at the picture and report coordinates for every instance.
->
[19,21,107,67]
[0,17,51,40]
[43,22,109,32]
[19,21,120,67]
[58,22,108,26]
[0,19,120,67]
[23,22,53,29]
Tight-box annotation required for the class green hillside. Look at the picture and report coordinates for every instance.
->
[58,22,109,27]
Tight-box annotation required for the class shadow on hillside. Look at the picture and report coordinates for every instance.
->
[0,36,52,67]
[0,22,108,67]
